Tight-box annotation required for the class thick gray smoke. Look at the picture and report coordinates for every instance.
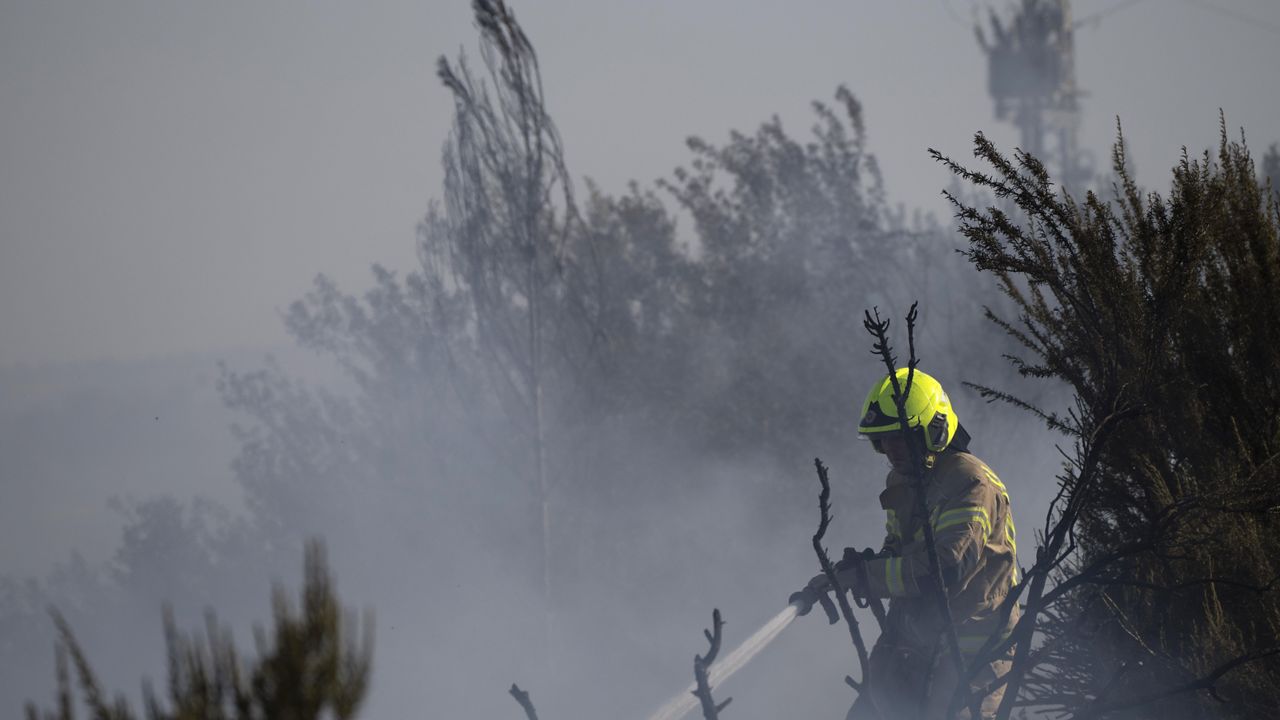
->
[0,182,1064,720]
[0,4,1097,718]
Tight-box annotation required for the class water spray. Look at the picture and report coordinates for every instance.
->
[646,603,803,720]
[647,457,851,720]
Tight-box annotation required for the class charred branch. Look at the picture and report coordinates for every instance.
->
[691,609,732,720]
[508,684,540,720]
[811,457,877,712]
[864,304,979,719]
[843,546,889,635]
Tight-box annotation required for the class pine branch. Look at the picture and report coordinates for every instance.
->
[1073,646,1280,718]
[49,610,130,720]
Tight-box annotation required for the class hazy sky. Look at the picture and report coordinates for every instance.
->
[3,4,1279,713]
[2,0,1279,368]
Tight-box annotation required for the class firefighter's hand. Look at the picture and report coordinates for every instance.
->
[836,546,877,573]
[789,574,839,624]
[834,547,878,597]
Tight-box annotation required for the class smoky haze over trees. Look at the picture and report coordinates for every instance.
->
[5,0,1280,718]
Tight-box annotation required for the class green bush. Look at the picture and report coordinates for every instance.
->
[26,542,371,720]
[937,120,1280,717]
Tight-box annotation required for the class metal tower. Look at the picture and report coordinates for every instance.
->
[977,0,1090,190]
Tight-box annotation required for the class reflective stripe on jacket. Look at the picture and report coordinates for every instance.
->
[836,449,1020,653]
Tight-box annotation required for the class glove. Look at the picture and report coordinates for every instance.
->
[836,546,877,573]
[788,574,839,624]
[833,547,879,597]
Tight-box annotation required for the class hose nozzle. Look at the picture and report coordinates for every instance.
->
[788,587,839,624]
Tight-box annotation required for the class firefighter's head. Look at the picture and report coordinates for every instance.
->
[857,368,958,471]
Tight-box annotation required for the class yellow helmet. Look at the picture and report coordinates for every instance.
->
[858,368,959,453]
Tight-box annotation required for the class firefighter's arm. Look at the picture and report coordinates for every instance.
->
[881,512,902,555]
[851,477,998,599]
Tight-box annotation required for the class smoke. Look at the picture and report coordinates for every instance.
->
[0,332,1065,719]
[2,16,1070,720]
[647,605,799,720]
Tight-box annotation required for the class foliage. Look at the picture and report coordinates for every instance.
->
[211,45,987,601]
[25,542,372,720]
[660,88,910,459]
[935,120,1280,717]
[1263,144,1279,202]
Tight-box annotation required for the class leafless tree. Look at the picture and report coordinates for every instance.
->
[431,0,596,624]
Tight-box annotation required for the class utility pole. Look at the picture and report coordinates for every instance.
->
[977,0,1090,191]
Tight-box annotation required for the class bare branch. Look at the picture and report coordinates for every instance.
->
[814,458,875,696]
[508,684,540,720]
[844,547,889,635]
[863,304,979,719]
[812,457,877,714]
[692,609,732,719]
[990,404,1134,720]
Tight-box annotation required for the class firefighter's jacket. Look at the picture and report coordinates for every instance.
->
[835,449,1020,655]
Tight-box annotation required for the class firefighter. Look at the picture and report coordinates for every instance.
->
[790,368,1020,719]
